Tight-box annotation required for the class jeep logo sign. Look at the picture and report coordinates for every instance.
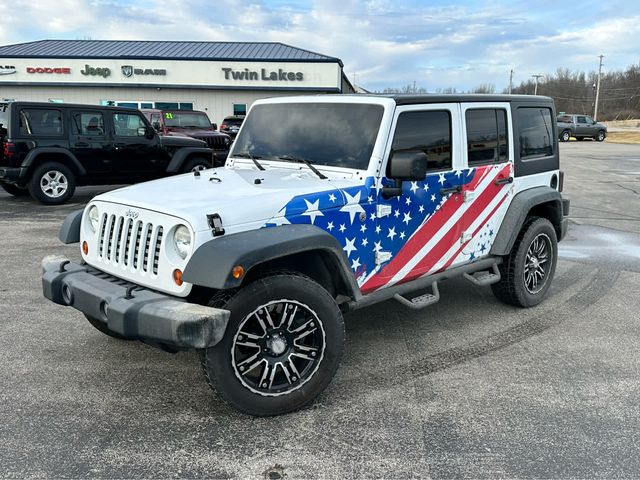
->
[80,65,111,78]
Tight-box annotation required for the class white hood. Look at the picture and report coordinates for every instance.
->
[94,166,362,232]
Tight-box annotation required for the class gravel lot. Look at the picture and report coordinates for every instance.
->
[1,141,639,478]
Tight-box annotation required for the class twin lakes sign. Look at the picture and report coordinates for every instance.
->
[222,67,304,82]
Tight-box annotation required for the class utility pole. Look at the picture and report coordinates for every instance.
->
[594,54,604,121]
[532,74,544,95]
[509,69,514,94]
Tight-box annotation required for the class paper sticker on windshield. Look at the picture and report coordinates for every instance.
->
[165,112,173,119]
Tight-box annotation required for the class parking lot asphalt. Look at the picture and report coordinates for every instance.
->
[1,141,640,479]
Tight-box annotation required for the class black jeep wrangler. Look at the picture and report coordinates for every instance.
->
[0,101,215,205]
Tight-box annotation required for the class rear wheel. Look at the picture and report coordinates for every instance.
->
[560,130,571,142]
[595,130,606,142]
[182,157,211,173]
[492,217,558,307]
[28,162,76,205]
[84,314,132,340]
[0,181,29,196]
[201,273,345,416]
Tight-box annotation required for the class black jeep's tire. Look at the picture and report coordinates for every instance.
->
[596,130,606,142]
[560,130,571,142]
[0,181,29,196]
[28,162,76,205]
[182,157,211,173]
[491,217,558,308]
[84,314,132,340]
[201,274,345,416]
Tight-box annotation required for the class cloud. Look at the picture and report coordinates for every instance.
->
[0,0,638,92]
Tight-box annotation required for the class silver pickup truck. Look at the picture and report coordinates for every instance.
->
[557,114,607,142]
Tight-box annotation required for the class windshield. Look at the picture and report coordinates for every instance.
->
[164,111,212,129]
[231,103,384,171]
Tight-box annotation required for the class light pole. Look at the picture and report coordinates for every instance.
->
[594,55,604,121]
[509,69,514,94]
[532,74,544,95]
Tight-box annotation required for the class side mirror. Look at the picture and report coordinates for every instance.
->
[382,150,428,198]
[144,126,156,139]
[211,123,217,130]
[152,121,161,131]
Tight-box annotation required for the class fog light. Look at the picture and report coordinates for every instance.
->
[173,269,183,286]
[232,265,245,279]
[62,284,73,305]
[82,241,89,255]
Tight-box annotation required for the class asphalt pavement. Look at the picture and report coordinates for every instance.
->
[1,141,639,478]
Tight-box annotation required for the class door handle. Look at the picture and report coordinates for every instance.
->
[440,185,462,195]
[74,142,89,148]
[494,176,514,186]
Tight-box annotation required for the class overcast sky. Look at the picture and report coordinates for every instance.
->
[1,0,638,92]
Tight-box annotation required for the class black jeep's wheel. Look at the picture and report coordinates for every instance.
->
[491,217,558,308]
[28,162,76,205]
[84,314,132,340]
[596,130,606,142]
[201,274,345,416]
[0,181,29,196]
[182,157,211,173]
[560,130,571,142]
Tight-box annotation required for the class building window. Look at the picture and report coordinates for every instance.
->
[233,104,247,116]
[465,109,509,165]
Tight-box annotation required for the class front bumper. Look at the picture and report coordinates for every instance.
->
[42,255,230,350]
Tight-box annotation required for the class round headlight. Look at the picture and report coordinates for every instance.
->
[88,206,99,233]
[173,225,192,259]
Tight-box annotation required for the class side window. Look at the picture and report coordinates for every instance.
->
[113,113,147,137]
[576,116,587,124]
[391,110,452,172]
[19,109,63,136]
[517,107,554,159]
[72,112,105,136]
[585,116,595,124]
[465,109,508,165]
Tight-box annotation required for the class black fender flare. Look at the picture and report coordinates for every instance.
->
[22,147,87,178]
[166,148,213,173]
[58,209,83,244]
[491,186,564,255]
[183,224,360,297]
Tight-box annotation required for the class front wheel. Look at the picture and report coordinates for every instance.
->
[492,217,558,308]
[595,130,606,142]
[182,157,211,173]
[560,130,571,142]
[201,274,345,416]
[28,162,76,205]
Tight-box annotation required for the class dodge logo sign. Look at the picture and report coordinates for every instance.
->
[121,65,133,78]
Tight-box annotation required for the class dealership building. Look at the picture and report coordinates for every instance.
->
[0,39,353,124]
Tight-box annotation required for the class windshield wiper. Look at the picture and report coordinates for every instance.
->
[234,151,265,171]
[277,155,327,180]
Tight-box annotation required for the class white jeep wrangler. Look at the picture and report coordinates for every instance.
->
[43,94,569,416]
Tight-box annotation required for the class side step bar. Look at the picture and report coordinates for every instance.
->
[463,264,501,286]
[394,282,440,310]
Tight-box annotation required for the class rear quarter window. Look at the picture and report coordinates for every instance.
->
[517,107,554,159]
[19,108,63,136]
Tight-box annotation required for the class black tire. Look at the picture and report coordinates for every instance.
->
[182,157,211,173]
[560,130,571,142]
[84,314,133,340]
[201,274,345,416]
[491,217,558,308]
[0,181,29,196]
[28,162,76,205]
[595,130,606,142]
